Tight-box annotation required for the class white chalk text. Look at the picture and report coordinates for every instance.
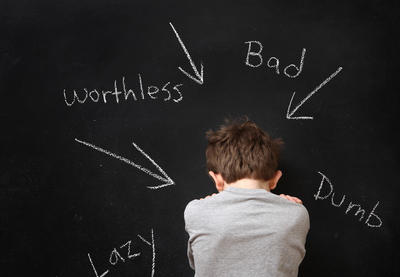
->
[88,229,156,277]
[314,171,382,228]
[63,75,183,106]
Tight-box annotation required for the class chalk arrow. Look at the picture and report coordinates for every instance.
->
[75,138,174,190]
[286,66,343,120]
[169,22,204,85]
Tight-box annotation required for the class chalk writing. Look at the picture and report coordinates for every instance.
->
[286,67,342,120]
[314,171,383,228]
[63,75,183,106]
[137,229,156,277]
[244,40,343,120]
[170,22,204,85]
[88,229,155,277]
[75,138,174,189]
[244,41,305,78]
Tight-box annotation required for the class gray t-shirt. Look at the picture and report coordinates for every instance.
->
[184,186,310,277]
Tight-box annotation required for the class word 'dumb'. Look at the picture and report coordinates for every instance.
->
[63,75,183,106]
[314,171,382,228]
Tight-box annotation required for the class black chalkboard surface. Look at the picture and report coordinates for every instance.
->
[2,1,399,276]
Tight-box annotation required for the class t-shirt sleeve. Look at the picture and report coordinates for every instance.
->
[299,204,310,235]
[186,237,195,270]
[293,204,310,260]
[184,200,199,270]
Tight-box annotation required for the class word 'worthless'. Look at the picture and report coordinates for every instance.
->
[63,75,183,106]
[314,171,382,228]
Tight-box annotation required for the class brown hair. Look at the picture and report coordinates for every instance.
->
[205,117,283,183]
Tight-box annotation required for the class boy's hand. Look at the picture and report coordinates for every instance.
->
[199,193,217,200]
[279,194,303,204]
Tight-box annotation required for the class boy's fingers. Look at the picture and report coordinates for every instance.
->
[279,194,289,201]
[286,195,295,202]
[280,194,303,204]
[293,197,303,204]
[288,195,302,204]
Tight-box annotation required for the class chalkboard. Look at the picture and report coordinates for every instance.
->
[2,1,399,276]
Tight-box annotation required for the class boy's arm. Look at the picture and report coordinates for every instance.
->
[186,238,195,269]
[184,202,196,270]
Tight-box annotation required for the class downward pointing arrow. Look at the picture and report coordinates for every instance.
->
[75,138,174,190]
[286,67,343,120]
[169,22,204,85]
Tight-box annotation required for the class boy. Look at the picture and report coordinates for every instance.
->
[184,118,310,277]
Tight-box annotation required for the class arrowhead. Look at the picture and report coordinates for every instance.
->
[170,22,205,85]
[146,177,175,190]
[74,138,175,190]
[286,67,343,120]
[178,63,204,85]
[131,141,175,190]
[286,91,314,120]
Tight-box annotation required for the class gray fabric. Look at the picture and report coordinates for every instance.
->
[184,186,310,277]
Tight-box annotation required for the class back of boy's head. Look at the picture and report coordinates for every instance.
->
[205,117,283,184]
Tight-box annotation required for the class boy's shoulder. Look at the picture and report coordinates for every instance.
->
[184,193,223,219]
[184,191,310,226]
[184,194,215,211]
[184,199,199,220]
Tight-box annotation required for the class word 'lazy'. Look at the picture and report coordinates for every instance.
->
[63,75,183,106]
[314,171,382,228]
[88,229,156,277]
[245,41,305,78]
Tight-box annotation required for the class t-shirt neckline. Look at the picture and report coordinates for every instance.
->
[223,185,271,195]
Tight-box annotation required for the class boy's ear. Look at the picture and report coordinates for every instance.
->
[208,171,225,192]
[269,170,282,191]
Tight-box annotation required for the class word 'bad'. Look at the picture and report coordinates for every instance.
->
[314,171,382,228]
[63,75,183,106]
[244,41,305,78]
[88,229,156,277]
